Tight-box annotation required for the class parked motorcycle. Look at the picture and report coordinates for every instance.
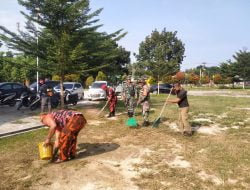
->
[16,91,35,110]
[0,91,17,107]
[16,91,60,111]
[29,93,60,111]
[64,90,78,106]
[16,89,78,110]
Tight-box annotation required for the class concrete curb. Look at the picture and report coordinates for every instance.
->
[0,125,45,139]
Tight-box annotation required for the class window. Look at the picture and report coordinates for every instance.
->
[75,83,82,88]
[0,84,12,90]
[13,84,23,89]
[91,83,106,88]
[64,84,74,90]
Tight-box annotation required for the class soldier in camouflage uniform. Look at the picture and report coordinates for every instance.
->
[137,78,150,126]
[122,76,136,117]
[135,78,142,99]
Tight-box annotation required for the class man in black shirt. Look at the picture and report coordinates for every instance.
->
[39,79,52,113]
[167,83,192,136]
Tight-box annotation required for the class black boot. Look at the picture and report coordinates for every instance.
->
[142,121,150,127]
[128,112,133,118]
[112,111,115,117]
[107,112,112,118]
[142,121,147,127]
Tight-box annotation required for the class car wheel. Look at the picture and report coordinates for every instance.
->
[30,104,37,111]
[80,93,84,100]
[9,100,16,107]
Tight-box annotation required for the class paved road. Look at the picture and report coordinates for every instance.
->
[0,100,100,138]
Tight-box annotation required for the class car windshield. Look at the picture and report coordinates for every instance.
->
[54,84,74,90]
[91,83,106,88]
[29,82,37,88]
[64,84,74,89]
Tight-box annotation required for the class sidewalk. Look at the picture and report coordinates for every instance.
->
[0,100,100,138]
[0,106,42,137]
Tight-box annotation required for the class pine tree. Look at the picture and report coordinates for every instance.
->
[0,0,127,106]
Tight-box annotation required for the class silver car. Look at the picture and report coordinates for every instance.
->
[54,82,84,100]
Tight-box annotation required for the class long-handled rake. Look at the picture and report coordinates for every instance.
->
[97,101,109,117]
[152,88,173,128]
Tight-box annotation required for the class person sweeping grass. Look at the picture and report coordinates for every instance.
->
[167,83,192,137]
[101,85,117,118]
[137,78,150,127]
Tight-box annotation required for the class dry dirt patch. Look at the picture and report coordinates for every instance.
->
[35,144,153,190]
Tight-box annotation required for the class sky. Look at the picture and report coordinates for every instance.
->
[0,0,250,70]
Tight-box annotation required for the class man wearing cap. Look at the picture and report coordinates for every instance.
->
[101,85,117,117]
[167,83,192,136]
[137,78,150,126]
[122,76,136,117]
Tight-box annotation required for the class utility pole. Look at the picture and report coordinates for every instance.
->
[199,63,206,85]
[35,8,40,94]
[16,22,20,32]
[199,65,202,85]
[202,62,206,78]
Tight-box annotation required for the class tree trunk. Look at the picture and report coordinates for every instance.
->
[158,74,160,95]
[60,76,65,108]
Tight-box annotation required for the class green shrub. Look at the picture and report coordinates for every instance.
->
[95,71,107,81]
[65,74,80,82]
[85,76,94,87]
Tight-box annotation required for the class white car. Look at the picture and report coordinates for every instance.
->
[115,82,125,96]
[86,81,107,100]
[54,82,84,100]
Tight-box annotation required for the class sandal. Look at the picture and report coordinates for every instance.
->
[54,158,63,164]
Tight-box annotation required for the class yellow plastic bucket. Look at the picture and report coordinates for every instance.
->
[38,142,53,160]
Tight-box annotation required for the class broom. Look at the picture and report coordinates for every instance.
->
[126,103,139,127]
[97,100,109,116]
[152,88,173,128]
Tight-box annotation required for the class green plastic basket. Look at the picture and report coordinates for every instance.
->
[126,117,138,127]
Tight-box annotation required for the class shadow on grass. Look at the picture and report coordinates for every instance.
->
[76,143,120,159]
[190,121,202,134]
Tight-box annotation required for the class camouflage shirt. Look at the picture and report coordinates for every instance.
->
[138,84,150,103]
[122,83,136,99]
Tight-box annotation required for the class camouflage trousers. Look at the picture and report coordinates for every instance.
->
[141,101,150,122]
[125,97,135,116]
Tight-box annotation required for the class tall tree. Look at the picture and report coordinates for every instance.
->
[219,61,236,78]
[232,49,250,88]
[0,52,36,83]
[0,0,127,106]
[103,46,130,85]
[135,28,185,82]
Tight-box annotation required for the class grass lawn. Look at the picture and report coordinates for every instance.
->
[0,94,250,189]
[185,86,250,93]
